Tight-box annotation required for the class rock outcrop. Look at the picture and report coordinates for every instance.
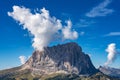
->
[22,42,98,75]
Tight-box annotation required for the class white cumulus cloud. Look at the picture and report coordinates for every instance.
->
[19,56,27,64]
[86,0,114,17]
[8,6,78,51]
[62,20,78,40]
[104,43,119,66]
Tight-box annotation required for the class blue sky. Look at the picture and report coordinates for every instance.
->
[0,0,120,70]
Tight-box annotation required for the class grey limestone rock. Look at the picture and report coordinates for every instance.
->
[23,42,98,75]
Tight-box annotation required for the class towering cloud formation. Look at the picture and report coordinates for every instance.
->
[19,56,27,64]
[104,43,119,66]
[8,6,78,51]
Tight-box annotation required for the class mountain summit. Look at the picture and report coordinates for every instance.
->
[22,42,98,75]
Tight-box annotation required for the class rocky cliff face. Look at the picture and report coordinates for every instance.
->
[22,42,98,75]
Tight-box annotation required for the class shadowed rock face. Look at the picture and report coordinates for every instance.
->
[23,42,98,75]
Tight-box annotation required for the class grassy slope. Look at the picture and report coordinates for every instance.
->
[0,66,21,75]
[40,72,120,80]
[0,67,120,80]
[0,67,34,80]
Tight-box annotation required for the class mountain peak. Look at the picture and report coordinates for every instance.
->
[59,42,79,46]
[22,42,98,75]
[46,42,82,51]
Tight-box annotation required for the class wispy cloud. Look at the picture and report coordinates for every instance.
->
[61,13,71,18]
[104,32,120,36]
[74,19,95,27]
[86,0,114,17]
[79,31,85,36]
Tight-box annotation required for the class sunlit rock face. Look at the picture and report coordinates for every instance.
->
[23,42,98,75]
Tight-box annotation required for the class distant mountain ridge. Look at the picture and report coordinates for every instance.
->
[22,42,98,75]
[99,66,120,78]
